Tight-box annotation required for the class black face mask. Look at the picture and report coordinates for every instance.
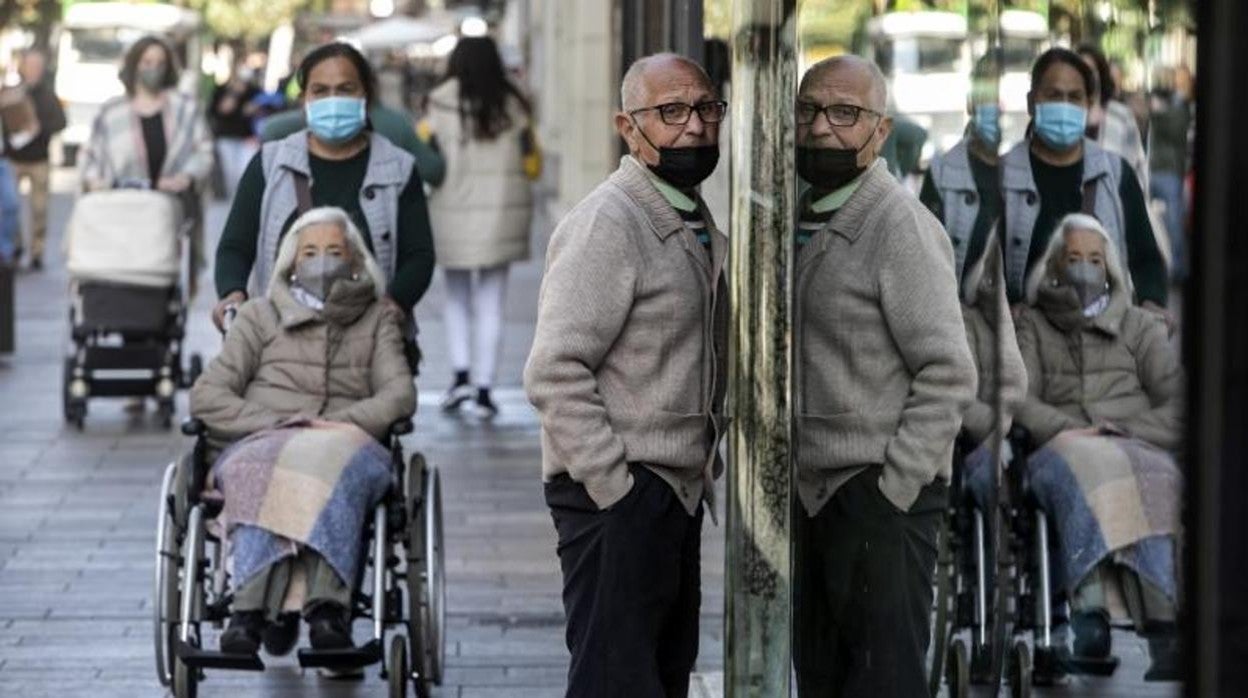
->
[796,129,876,192]
[631,117,720,189]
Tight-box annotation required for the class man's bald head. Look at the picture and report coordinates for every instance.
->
[620,53,714,112]
[799,54,888,113]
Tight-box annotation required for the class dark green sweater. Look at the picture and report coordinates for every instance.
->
[214,146,435,310]
[1026,151,1167,306]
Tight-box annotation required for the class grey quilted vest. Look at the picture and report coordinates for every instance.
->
[251,130,416,298]
[1001,138,1125,300]
[927,139,981,281]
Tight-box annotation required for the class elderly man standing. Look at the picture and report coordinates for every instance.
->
[524,53,727,698]
[791,55,977,697]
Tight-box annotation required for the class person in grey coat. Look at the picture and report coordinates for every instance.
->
[791,55,977,698]
[524,53,727,698]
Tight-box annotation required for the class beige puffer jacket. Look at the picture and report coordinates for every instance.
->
[190,276,416,450]
[960,238,1028,444]
[1015,226,1183,451]
[425,78,533,269]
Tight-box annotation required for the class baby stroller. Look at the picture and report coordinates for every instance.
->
[153,417,447,698]
[62,188,201,428]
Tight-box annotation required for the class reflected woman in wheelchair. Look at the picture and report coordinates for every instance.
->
[189,206,416,656]
[1014,212,1183,678]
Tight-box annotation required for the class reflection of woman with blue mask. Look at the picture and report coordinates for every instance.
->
[920,50,1005,286]
[998,48,1169,320]
[212,42,436,340]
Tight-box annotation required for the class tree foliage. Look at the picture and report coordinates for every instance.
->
[184,0,312,40]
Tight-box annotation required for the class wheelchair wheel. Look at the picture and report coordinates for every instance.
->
[388,634,408,698]
[947,638,970,698]
[1009,640,1033,698]
[405,456,445,692]
[153,462,180,686]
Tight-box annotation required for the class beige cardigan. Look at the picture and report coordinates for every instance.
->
[524,156,727,513]
[795,159,977,515]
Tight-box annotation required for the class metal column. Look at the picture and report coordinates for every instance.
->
[724,1,797,696]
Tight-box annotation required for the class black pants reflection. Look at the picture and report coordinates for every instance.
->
[794,465,946,698]
[545,464,704,698]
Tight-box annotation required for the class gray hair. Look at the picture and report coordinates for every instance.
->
[269,206,387,299]
[800,54,889,112]
[620,52,712,111]
[1024,212,1130,304]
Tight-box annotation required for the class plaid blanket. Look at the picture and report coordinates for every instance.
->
[211,419,393,591]
[1027,433,1181,602]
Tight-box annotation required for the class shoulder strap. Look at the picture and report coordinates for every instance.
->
[1081,177,1098,216]
[291,170,312,215]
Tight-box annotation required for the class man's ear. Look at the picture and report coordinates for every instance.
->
[614,111,635,149]
[874,115,893,153]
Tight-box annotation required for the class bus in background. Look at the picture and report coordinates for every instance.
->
[54,2,202,166]
[862,10,971,168]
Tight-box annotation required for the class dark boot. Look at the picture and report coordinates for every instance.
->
[307,602,353,650]
[1071,609,1112,659]
[1144,637,1181,682]
[261,611,300,656]
[219,610,265,655]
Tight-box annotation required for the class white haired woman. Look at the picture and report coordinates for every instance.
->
[190,206,415,656]
[1014,212,1183,679]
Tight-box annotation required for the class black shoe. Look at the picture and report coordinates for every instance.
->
[261,611,300,656]
[219,610,264,655]
[1144,637,1181,682]
[307,602,353,650]
[28,256,41,271]
[472,388,498,419]
[1071,609,1113,659]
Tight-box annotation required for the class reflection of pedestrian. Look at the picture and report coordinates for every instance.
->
[2,50,66,270]
[1001,49,1168,318]
[423,37,534,418]
[1077,44,1148,193]
[792,55,976,698]
[209,63,261,198]
[1148,84,1191,280]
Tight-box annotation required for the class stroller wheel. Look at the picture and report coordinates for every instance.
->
[1009,640,1033,698]
[946,638,970,698]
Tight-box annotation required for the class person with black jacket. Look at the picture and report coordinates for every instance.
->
[3,50,65,270]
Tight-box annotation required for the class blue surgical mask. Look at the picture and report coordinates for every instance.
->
[972,103,1001,147]
[1033,102,1087,150]
[305,96,367,144]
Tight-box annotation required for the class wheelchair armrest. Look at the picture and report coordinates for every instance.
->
[181,417,206,437]
[389,419,414,436]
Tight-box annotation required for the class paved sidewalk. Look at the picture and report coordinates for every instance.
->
[0,169,1174,697]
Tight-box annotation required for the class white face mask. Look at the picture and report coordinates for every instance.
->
[294,254,352,301]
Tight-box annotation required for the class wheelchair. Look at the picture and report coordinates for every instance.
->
[929,432,1015,698]
[1000,425,1180,696]
[152,417,446,698]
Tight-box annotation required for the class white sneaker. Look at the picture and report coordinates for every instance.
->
[440,383,474,412]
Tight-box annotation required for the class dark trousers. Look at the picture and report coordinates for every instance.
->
[794,465,946,698]
[545,464,704,698]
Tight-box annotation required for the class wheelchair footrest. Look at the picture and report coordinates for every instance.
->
[174,639,265,671]
[297,639,382,670]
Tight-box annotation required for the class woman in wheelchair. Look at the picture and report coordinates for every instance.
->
[1014,212,1183,677]
[189,206,416,657]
